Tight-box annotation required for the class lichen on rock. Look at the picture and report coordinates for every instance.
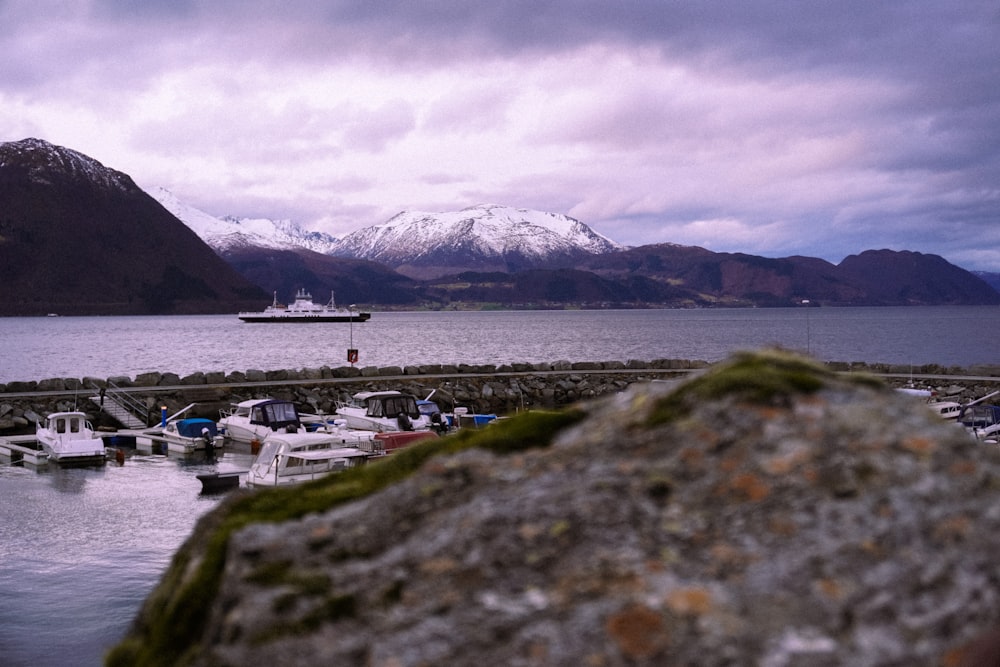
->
[107,350,1000,667]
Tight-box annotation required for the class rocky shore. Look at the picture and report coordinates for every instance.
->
[1,358,998,435]
[106,350,1000,666]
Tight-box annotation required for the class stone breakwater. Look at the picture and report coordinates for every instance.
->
[0,359,703,433]
[1,358,998,435]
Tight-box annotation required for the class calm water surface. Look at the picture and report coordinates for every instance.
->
[2,307,999,384]
[1,307,999,666]
[0,449,253,667]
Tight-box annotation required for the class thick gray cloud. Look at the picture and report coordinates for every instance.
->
[1,0,998,270]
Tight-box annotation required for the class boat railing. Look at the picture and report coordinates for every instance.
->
[356,439,386,456]
[94,380,153,427]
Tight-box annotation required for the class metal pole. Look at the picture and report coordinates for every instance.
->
[802,300,811,355]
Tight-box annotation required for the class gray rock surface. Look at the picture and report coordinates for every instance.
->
[109,351,1000,666]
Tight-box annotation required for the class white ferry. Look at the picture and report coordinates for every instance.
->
[238,289,371,323]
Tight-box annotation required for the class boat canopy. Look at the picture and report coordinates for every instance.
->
[250,400,302,430]
[960,404,1000,429]
[366,393,420,419]
[174,418,219,438]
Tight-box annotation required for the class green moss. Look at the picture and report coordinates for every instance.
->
[245,560,293,586]
[548,520,571,537]
[647,349,834,427]
[844,372,886,390]
[106,408,586,667]
[253,594,357,644]
[442,408,587,455]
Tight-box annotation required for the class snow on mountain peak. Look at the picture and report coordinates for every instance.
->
[343,203,622,264]
[148,187,340,254]
[0,137,135,193]
[147,189,624,279]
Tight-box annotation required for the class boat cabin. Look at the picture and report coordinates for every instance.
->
[47,413,86,435]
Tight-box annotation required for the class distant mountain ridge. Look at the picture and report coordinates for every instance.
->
[154,194,625,280]
[150,187,340,254]
[141,170,1000,308]
[3,137,998,314]
[331,204,625,279]
[974,271,1000,292]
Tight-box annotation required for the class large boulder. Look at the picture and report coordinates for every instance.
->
[107,350,1000,667]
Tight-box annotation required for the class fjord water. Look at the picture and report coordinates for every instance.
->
[2,306,999,384]
[1,307,999,666]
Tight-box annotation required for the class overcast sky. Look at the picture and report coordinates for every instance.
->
[3,1,999,270]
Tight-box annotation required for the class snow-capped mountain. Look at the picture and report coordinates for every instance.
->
[148,186,340,254]
[1,137,136,193]
[333,204,624,279]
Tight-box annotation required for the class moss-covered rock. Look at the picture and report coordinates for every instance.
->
[108,350,1000,666]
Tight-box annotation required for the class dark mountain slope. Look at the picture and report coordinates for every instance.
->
[420,269,706,308]
[0,138,266,315]
[837,250,1000,305]
[220,246,422,307]
[579,243,867,305]
[578,243,999,307]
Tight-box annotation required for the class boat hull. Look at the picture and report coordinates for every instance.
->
[158,437,222,455]
[237,313,371,323]
[197,472,242,494]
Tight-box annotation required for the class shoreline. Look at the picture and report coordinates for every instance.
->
[2,358,998,437]
[2,357,999,397]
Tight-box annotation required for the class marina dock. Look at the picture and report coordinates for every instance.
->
[0,434,49,465]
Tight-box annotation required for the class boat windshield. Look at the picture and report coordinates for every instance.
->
[252,441,282,473]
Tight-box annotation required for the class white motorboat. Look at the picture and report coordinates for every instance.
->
[237,289,371,323]
[35,411,106,466]
[246,432,371,487]
[928,401,962,420]
[218,399,303,444]
[336,391,433,433]
[160,418,224,454]
[896,388,964,421]
[959,395,1000,444]
[218,398,346,445]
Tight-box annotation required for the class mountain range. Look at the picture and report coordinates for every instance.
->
[2,137,998,315]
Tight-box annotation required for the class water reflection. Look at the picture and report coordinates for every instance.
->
[0,443,231,667]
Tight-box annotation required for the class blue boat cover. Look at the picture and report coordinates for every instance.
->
[175,418,219,438]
